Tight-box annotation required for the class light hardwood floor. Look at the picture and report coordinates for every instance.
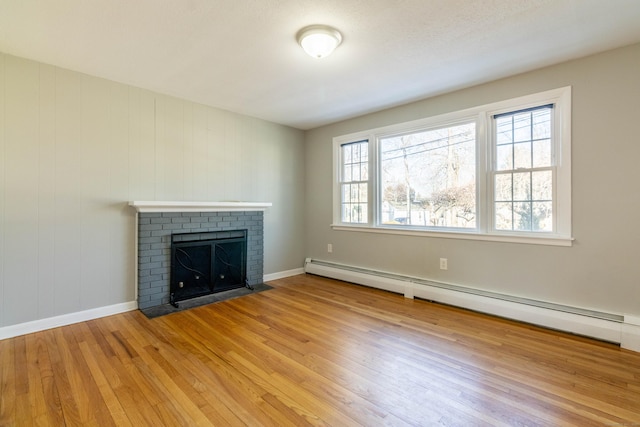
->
[1,274,640,426]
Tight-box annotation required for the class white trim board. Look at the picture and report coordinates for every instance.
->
[304,258,640,353]
[264,267,305,282]
[0,301,138,341]
[129,201,272,213]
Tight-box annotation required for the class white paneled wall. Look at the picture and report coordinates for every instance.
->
[0,53,305,329]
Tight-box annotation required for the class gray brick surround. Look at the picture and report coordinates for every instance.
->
[137,211,263,309]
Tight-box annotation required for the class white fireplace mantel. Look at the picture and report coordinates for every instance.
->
[129,201,272,213]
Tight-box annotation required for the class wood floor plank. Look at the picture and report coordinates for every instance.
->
[258,290,524,425]
[61,326,116,426]
[86,316,168,425]
[141,311,282,426]
[0,337,16,425]
[78,340,133,427]
[24,334,54,423]
[178,314,341,426]
[2,273,640,426]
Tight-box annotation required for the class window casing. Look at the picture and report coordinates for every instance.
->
[333,87,572,246]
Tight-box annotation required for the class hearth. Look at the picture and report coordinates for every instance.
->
[170,230,247,306]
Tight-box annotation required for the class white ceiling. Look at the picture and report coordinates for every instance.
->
[1,0,639,130]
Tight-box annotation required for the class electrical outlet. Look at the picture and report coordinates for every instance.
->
[440,258,448,270]
[327,243,333,253]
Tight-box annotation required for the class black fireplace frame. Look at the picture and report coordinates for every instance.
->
[169,229,247,306]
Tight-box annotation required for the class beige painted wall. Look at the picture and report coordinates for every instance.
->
[304,43,640,317]
[0,53,305,328]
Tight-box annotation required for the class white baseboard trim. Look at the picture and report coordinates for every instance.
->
[0,301,138,341]
[5,263,639,354]
[304,258,640,352]
[264,267,305,282]
[622,315,640,352]
[0,266,305,341]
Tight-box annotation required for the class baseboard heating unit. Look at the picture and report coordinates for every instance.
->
[304,258,640,352]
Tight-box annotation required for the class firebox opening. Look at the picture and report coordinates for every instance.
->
[170,230,247,305]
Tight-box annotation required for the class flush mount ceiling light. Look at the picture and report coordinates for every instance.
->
[297,25,343,59]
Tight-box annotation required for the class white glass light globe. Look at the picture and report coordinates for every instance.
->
[297,25,342,59]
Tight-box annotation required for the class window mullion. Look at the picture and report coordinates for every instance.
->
[477,112,489,233]
[370,134,378,225]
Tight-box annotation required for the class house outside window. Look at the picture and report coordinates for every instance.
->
[333,87,572,246]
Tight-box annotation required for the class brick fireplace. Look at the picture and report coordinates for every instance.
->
[129,202,271,310]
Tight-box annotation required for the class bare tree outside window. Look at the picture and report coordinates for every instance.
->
[380,123,476,228]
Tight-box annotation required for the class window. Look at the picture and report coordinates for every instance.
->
[493,105,554,232]
[333,87,572,246]
[380,121,476,229]
[340,140,369,223]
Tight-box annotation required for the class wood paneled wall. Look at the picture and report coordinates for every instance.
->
[0,53,305,329]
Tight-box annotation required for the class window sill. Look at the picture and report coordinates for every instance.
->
[330,224,574,247]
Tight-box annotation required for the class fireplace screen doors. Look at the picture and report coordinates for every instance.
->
[170,230,247,306]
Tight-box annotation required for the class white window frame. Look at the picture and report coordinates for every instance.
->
[332,87,572,246]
